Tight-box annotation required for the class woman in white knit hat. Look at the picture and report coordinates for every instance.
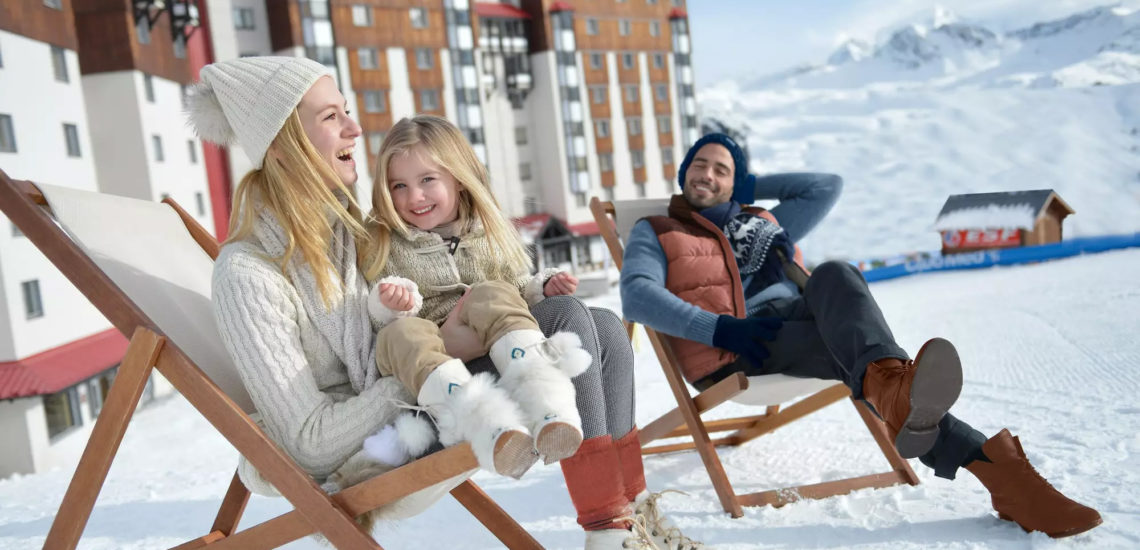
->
[189,56,703,550]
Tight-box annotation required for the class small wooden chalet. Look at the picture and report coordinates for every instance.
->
[933,189,1075,254]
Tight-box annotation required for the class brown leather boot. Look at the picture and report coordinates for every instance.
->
[862,337,962,458]
[966,429,1102,538]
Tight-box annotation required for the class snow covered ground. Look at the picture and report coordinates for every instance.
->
[2,247,1138,549]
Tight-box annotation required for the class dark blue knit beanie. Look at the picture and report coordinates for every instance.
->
[677,133,754,204]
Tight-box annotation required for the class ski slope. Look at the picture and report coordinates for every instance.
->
[1,248,1137,549]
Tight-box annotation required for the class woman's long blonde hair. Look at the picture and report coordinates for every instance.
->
[363,115,530,279]
[226,110,368,306]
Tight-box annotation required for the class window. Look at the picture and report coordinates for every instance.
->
[152,135,164,162]
[304,1,329,18]
[0,114,16,153]
[524,197,538,215]
[594,119,610,138]
[672,0,682,6]
[352,5,372,26]
[655,83,668,101]
[363,90,386,113]
[137,18,151,44]
[575,193,588,208]
[623,84,638,103]
[664,178,674,192]
[63,123,80,157]
[143,74,155,102]
[598,153,613,172]
[604,186,614,201]
[647,0,658,4]
[590,86,606,104]
[12,222,22,237]
[589,52,603,69]
[661,145,673,163]
[358,47,379,69]
[420,89,440,111]
[631,149,645,168]
[650,21,660,37]
[187,140,198,163]
[619,19,631,36]
[515,126,527,145]
[519,162,532,180]
[653,53,665,69]
[44,387,81,438]
[43,0,62,9]
[410,7,428,28]
[636,181,647,198]
[234,7,255,29]
[367,132,384,154]
[22,280,44,319]
[658,115,672,134]
[0,40,4,67]
[51,46,68,83]
[586,18,599,35]
[622,52,634,69]
[190,192,204,216]
[415,48,434,70]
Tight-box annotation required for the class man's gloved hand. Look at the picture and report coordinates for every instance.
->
[712,315,784,367]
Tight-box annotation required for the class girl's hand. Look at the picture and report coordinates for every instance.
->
[379,283,416,311]
[543,272,578,297]
[441,290,487,361]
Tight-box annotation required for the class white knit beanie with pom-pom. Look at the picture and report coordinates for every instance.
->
[184,56,331,168]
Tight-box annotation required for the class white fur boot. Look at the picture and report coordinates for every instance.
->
[417,359,538,479]
[490,330,591,463]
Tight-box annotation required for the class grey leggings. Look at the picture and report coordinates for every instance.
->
[467,296,636,440]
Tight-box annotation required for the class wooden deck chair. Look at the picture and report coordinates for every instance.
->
[0,170,542,550]
[589,196,919,518]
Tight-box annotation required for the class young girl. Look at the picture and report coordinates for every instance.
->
[363,115,592,479]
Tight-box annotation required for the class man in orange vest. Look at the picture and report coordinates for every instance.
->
[620,133,1101,538]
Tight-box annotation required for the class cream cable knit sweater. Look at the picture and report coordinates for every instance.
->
[213,217,413,483]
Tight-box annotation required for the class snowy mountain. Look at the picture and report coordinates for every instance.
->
[703,3,1140,264]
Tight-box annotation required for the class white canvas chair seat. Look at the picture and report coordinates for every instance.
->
[0,171,541,549]
[732,376,844,407]
[590,196,918,517]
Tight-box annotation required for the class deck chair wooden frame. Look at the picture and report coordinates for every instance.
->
[0,170,542,550]
[589,197,918,518]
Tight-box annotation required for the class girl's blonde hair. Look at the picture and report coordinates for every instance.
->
[364,115,530,279]
[226,110,368,306]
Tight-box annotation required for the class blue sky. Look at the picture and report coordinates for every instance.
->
[687,0,1117,87]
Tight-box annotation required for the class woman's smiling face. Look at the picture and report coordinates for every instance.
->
[296,76,362,188]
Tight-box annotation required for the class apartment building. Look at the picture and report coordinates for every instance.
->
[0,0,235,477]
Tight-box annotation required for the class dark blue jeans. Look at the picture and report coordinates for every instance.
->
[713,260,987,479]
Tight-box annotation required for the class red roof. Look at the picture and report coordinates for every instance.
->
[568,220,600,236]
[0,329,128,399]
[668,7,687,19]
[549,2,574,13]
[474,2,532,19]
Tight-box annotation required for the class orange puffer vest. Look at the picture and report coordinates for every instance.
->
[644,195,806,384]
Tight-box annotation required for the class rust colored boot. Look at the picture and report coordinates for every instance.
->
[966,429,1102,538]
[862,337,962,458]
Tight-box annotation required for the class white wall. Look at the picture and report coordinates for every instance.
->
[526,51,569,221]
[0,31,112,360]
[479,53,526,218]
[0,398,36,475]
[229,0,272,57]
[638,51,668,200]
[387,48,415,120]
[141,74,215,229]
